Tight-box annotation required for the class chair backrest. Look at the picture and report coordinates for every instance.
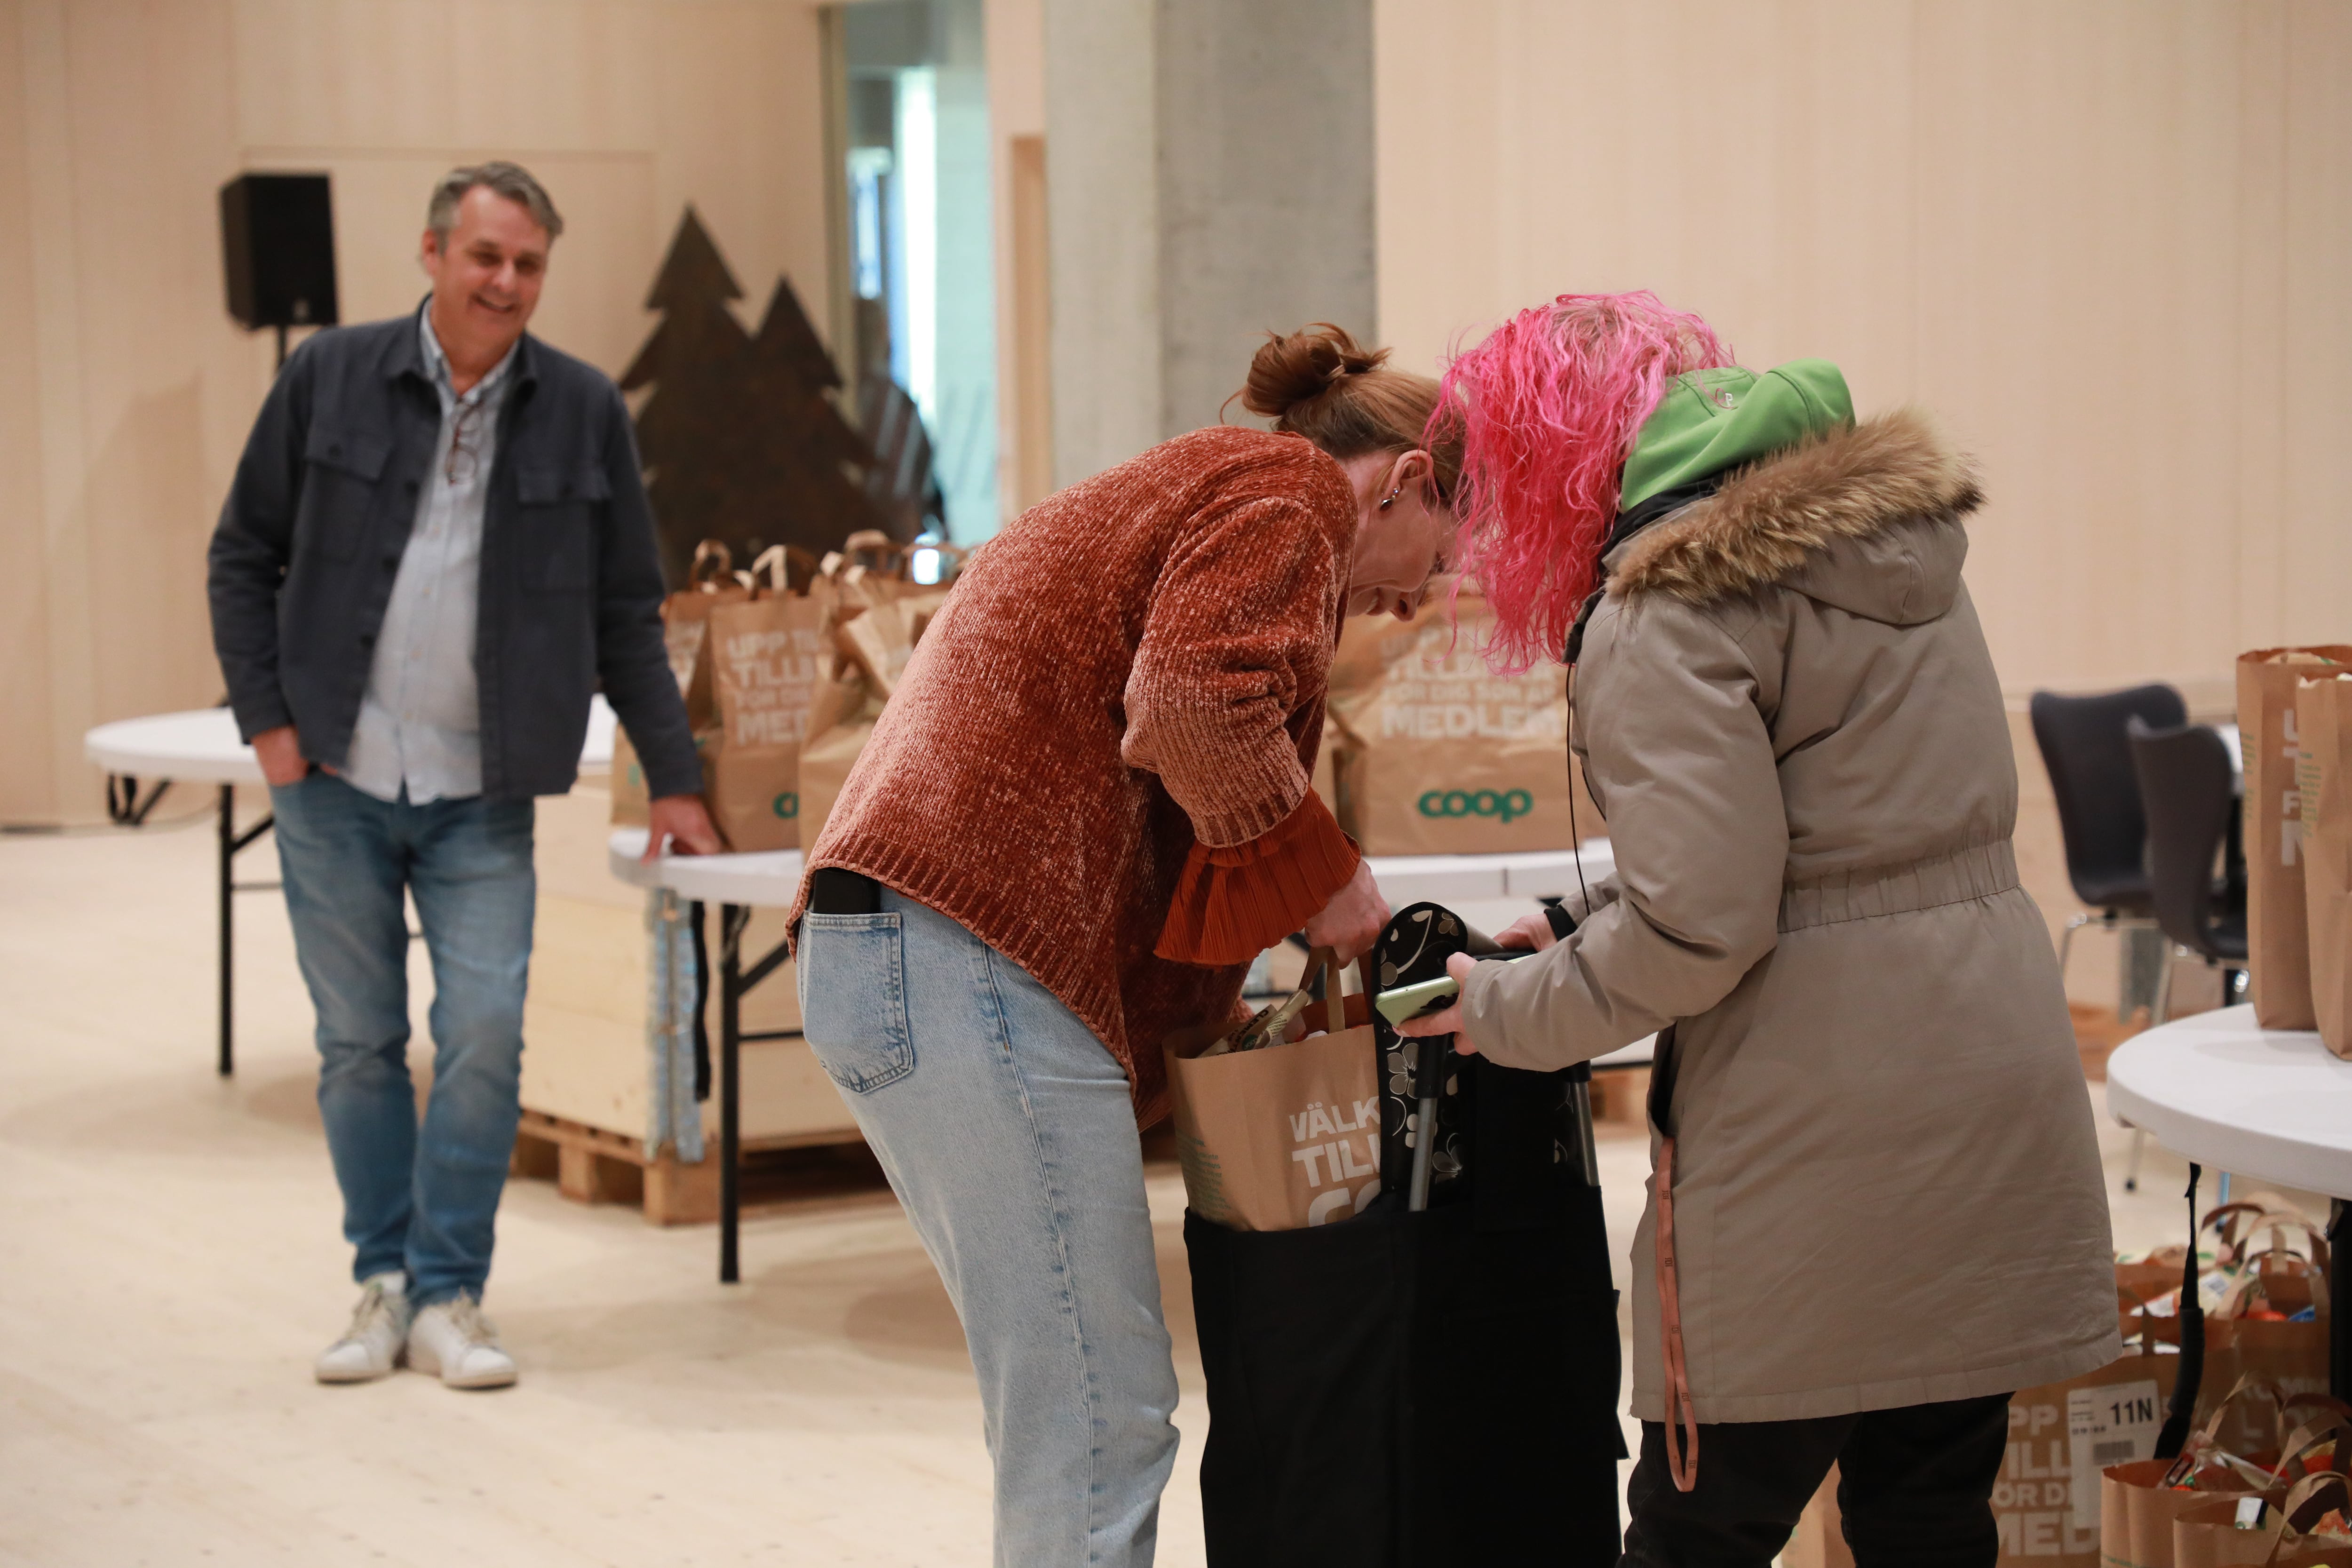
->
[2028,684,2188,913]
[2126,718,2243,962]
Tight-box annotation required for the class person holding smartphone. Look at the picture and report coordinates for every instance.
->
[1399,292,2116,1568]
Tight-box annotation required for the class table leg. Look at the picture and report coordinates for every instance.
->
[719,903,743,1286]
[2331,1199,2347,1403]
[217,784,234,1077]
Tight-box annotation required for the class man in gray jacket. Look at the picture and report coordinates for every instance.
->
[208,162,718,1389]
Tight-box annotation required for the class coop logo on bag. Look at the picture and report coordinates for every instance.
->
[1289,1096,1381,1225]
[771,792,798,820]
[1418,788,1534,823]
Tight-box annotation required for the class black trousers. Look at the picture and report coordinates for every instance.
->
[1620,1393,2012,1568]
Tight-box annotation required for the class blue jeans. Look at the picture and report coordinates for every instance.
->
[798,891,1181,1568]
[269,773,536,1305]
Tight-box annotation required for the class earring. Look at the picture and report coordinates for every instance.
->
[1379,488,1399,510]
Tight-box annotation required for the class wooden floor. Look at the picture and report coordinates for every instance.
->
[0,812,2280,1567]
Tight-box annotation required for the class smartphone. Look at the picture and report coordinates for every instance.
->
[1374,974,1460,1027]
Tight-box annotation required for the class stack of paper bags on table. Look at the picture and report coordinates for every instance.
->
[700,545,833,851]
[1323,581,1579,854]
[612,539,744,827]
[794,533,962,852]
[2236,647,2352,1045]
[2294,670,2352,1058]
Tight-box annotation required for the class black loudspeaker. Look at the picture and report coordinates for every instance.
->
[219,173,339,330]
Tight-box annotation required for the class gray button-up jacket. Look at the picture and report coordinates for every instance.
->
[207,304,700,803]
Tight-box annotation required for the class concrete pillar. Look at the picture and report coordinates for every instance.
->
[1043,0,1375,487]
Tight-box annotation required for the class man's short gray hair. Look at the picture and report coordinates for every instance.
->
[427,162,564,244]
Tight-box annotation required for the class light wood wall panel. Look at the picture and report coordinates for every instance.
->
[3,0,832,826]
[0,5,57,819]
[1375,0,2352,701]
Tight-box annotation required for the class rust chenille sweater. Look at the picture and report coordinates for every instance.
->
[791,426,1359,1123]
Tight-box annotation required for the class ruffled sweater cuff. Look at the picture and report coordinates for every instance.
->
[1154,789,1359,966]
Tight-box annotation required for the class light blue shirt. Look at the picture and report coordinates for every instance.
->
[340,308,517,804]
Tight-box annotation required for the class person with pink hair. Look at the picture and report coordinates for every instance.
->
[1400,293,2115,1565]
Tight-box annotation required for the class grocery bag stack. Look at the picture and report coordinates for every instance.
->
[2237,647,2352,1057]
[1324,582,1583,853]
[612,532,960,852]
[1987,1197,2338,1567]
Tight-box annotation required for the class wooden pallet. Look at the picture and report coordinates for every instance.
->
[510,1111,717,1226]
[509,1110,867,1226]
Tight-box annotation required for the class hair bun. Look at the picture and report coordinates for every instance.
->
[1241,323,1390,422]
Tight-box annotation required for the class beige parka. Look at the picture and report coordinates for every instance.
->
[1459,409,2120,1425]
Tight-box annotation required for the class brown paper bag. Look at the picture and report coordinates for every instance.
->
[611,725,719,830]
[612,540,744,827]
[1163,952,1382,1233]
[2132,1203,2335,1454]
[2296,674,2352,1058]
[669,540,754,729]
[1325,584,1576,853]
[2239,648,2352,1029]
[2173,1497,2352,1568]
[792,586,952,854]
[703,547,832,852]
[2173,1467,2352,1568]
[2103,1374,2312,1568]
[1998,1341,2177,1565]
[795,665,887,856]
[611,727,650,828]
[2105,1458,2280,1568]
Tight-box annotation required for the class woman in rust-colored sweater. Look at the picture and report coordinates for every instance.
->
[790,327,1460,1567]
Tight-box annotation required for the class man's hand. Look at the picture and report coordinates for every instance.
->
[1301,857,1390,964]
[1392,951,1479,1050]
[645,794,723,860]
[249,724,310,787]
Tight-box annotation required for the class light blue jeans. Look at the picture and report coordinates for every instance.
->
[269,773,536,1305]
[798,890,1180,1568]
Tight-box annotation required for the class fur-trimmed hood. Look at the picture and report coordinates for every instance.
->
[1607,409,1982,627]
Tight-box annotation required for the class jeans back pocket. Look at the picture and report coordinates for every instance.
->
[796,913,915,1093]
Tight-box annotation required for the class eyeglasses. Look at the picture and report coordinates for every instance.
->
[444,396,491,486]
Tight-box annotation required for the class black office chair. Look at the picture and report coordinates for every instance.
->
[2126,718,2249,1019]
[2028,685,2189,990]
[2116,716,2248,1193]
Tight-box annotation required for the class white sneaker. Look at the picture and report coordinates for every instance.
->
[405,1294,518,1390]
[314,1273,412,1384]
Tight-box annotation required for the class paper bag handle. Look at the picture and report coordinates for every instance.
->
[837,530,906,574]
[2259,1472,2352,1566]
[1301,946,1355,1036]
[688,539,735,588]
[747,544,821,596]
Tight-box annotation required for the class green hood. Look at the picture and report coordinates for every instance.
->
[1619,358,1854,512]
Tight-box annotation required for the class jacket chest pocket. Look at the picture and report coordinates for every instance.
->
[301,425,393,561]
[513,462,610,591]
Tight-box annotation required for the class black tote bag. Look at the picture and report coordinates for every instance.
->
[1186,1068,1625,1566]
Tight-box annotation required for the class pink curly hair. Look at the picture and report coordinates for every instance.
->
[1433,292,1732,672]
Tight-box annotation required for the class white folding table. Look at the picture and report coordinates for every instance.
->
[2106,1005,2351,1397]
[607,829,804,1284]
[83,699,616,1075]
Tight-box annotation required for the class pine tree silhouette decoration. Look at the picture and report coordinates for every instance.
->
[622,207,892,583]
